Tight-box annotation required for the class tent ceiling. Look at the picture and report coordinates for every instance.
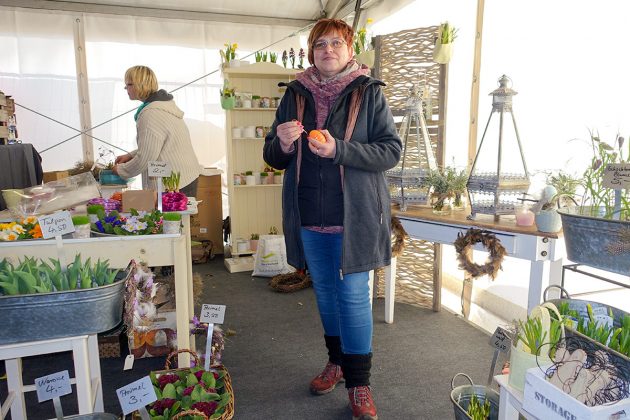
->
[0,0,380,27]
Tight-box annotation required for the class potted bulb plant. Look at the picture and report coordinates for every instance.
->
[220,81,236,110]
[250,233,259,252]
[353,18,375,67]
[423,168,454,214]
[71,215,91,239]
[433,21,458,64]
[531,171,580,233]
[162,212,182,234]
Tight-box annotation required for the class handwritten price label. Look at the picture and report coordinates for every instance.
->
[116,376,157,415]
[489,326,511,353]
[200,304,226,324]
[603,163,630,189]
[35,370,72,402]
[148,161,172,178]
[38,211,75,239]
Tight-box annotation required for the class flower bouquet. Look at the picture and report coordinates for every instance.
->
[0,216,43,241]
[146,349,234,420]
[162,172,188,212]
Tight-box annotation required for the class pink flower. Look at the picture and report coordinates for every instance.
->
[182,385,195,396]
[151,398,176,415]
[191,401,219,417]
[162,192,188,211]
[157,374,179,389]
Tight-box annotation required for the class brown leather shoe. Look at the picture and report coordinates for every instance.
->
[348,386,378,420]
[309,361,344,395]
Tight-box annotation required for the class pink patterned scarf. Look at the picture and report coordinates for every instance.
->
[296,59,370,129]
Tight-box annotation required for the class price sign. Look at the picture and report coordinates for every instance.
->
[603,163,630,189]
[200,304,226,324]
[116,376,157,415]
[148,161,172,178]
[489,326,511,353]
[35,370,72,402]
[38,211,75,239]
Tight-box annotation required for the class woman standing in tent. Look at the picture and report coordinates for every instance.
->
[263,18,401,420]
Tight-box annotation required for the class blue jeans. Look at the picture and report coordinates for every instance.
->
[300,228,373,354]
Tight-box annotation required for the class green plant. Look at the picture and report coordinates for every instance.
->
[162,172,181,192]
[220,42,237,63]
[273,170,282,176]
[466,393,491,420]
[262,51,268,62]
[255,51,262,62]
[438,22,458,44]
[577,131,629,219]
[353,18,373,55]
[260,171,268,177]
[245,171,253,176]
[163,212,182,222]
[0,254,119,295]
[515,316,563,358]
[252,95,260,100]
[422,168,454,211]
[250,233,259,240]
[72,215,90,226]
[87,204,104,215]
[270,52,277,63]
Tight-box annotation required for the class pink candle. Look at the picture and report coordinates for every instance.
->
[515,208,535,226]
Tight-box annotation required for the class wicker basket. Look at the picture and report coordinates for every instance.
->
[143,349,234,420]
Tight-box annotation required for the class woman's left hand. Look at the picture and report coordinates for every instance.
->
[307,129,336,158]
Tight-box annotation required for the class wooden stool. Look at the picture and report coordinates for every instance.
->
[0,334,103,420]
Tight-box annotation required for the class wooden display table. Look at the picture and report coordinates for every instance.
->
[384,207,565,323]
[0,213,196,368]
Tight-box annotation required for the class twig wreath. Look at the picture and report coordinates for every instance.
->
[453,228,507,280]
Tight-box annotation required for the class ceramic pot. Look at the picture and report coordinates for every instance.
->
[163,220,181,234]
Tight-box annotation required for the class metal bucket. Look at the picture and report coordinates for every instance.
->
[558,206,630,275]
[0,280,125,345]
[450,373,500,420]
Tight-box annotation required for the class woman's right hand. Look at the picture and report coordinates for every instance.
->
[276,120,303,153]
[115,153,133,164]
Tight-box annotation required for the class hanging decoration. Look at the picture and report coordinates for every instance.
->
[453,228,507,280]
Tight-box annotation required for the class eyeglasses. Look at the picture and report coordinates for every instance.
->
[124,83,133,89]
[313,38,347,51]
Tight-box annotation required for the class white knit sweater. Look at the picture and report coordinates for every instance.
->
[116,100,200,191]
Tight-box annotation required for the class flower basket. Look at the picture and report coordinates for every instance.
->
[143,349,234,420]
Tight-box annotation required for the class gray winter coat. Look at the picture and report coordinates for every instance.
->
[263,75,402,274]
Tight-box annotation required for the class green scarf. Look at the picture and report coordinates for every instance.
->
[134,102,149,121]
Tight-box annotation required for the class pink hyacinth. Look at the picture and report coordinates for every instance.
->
[162,191,188,211]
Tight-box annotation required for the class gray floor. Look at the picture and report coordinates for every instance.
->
[1,257,503,419]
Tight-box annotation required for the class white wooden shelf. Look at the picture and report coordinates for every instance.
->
[233,184,282,188]
[231,107,278,111]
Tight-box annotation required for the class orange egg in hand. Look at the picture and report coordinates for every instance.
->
[309,130,326,144]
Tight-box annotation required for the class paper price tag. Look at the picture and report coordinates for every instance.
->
[489,326,511,353]
[38,211,75,239]
[35,370,72,402]
[148,161,172,178]
[603,163,630,190]
[200,304,226,324]
[116,376,157,415]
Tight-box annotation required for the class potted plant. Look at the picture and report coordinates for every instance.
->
[446,166,469,211]
[557,132,630,274]
[244,170,256,186]
[273,170,283,184]
[270,52,278,64]
[220,81,236,110]
[220,42,238,67]
[71,215,91,239]
[251,95,261,108]
[260,171,273,185]
[87,204,105,223]
[0,216,43,241]
[422,168,454,214]
[250,233,259,252]
[433,21,458,64]
[353,18,375,67]
[254,51,263,62]
[531,171,580,233]
[162,212,182,234]
[162,172,188,211]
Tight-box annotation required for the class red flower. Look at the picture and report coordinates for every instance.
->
[191,401,219,417]
[151,398,176,415]
[157,374,179,389]
[182,385,195,396]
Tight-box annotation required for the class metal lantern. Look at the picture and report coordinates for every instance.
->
[387,84,438,211]
[467,75,530,219]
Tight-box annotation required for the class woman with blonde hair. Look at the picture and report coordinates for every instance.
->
[114,65,200,195]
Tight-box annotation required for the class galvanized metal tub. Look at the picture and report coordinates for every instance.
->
[558,206,630,275]
[450,373,499,420]
[64,414,118,420]
[0,280,125,345]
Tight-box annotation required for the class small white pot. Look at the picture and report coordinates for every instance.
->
[163,220,181,234]
[245,175,256,185]
[72,224,91,239]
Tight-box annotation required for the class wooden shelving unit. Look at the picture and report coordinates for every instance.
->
[223,63,298,272]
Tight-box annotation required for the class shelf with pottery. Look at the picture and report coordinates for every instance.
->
[223,65,297,272]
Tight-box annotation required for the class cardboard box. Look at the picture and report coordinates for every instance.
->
[122,190,156,212]
[42,171,70,183]
[190,174,223,254]
[523,366,630,420]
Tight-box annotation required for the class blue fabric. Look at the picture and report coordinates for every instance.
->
[134,101,149,121]
[300,227,373,354]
